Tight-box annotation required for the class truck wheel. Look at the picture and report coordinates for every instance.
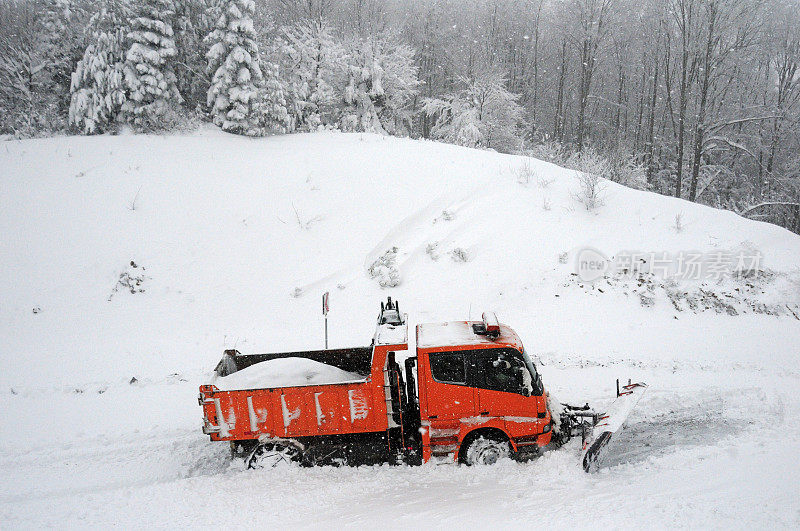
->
[463,435,511,466]
[230,440,258,459]
[246,440,302,469]
[302,445,348,467]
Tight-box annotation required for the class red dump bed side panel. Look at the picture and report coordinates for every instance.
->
[200,382,382,441]
[200,344,398,441]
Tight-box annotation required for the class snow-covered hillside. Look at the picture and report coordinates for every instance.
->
[1,129,799,528]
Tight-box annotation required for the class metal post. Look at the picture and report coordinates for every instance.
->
[322,291,329,349]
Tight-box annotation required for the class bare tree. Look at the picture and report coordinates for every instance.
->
[553,35,569,142]
[687,0,757,202]
[667,0,700,198]
[569,0,614,152]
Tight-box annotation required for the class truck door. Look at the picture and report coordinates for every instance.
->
[473,348,539,419]
[424,350,476,420]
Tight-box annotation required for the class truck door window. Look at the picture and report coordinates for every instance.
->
[477,349,531,395]
[429,351,466,384]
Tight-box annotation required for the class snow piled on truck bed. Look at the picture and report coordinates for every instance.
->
[209,357,366,390]
[1,128,799,528]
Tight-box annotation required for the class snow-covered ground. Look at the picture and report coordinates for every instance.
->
[1,129,799,528]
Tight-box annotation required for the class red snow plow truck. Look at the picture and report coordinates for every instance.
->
[199,298,646,471]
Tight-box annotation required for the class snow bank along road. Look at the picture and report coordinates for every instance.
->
[1,130,799,528]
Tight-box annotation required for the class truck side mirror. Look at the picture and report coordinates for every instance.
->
[515,367,530,396]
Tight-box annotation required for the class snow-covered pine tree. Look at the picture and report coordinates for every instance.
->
[280,20,341,131]
[121,0,182,129]
[69,2,127,134]
[256,60,290,133]
[339,36,419,135]
[205,0,276,135]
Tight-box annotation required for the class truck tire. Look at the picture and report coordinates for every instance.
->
[246,440,303,469]
[463,435,512,466]
[230,440,258,459]
[302,444,348,467]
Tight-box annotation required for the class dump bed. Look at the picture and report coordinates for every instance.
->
[199,320,408,442]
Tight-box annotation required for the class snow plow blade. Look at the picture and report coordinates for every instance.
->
[581,382,648,472]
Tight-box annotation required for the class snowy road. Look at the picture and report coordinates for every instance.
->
[3,364,797,529]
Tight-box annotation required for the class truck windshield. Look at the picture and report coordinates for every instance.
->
[520,348,543,395]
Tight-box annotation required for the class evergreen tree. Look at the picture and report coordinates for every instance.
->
[205,0,266,135]
[121,0,181,129]
[69,2,127,134]
[256,60,290,133]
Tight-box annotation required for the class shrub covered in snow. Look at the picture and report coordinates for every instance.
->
[524,140,569,166]
[368,247,400,288]
[108,260,149,301]
[573,170,605,211]
[607,149,648,190]
[450,247,469,262]
[563,146,648,191]
[564,147,610,177]
[514,158,537,185]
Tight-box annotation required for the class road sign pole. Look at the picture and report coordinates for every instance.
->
[323,291,329,349]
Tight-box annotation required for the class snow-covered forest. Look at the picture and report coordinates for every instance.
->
[1,0,799,232]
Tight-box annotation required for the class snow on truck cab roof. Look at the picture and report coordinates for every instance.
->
[416,319,524,351]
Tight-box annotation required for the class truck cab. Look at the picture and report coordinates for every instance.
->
[412,314,552,464]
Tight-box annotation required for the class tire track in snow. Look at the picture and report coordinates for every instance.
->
[0,430,230,505]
